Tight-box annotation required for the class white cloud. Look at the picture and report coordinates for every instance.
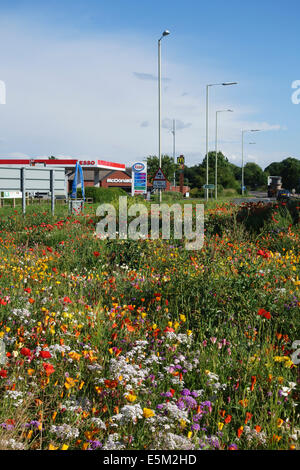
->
[133,72,170,82]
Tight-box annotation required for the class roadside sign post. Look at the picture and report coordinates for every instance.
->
[132,162,147,196]
[203,184,215,199]
[153,167,167,192]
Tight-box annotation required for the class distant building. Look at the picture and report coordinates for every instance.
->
[0,157,190,196]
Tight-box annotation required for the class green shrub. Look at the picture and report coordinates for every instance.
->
[76,187,127,203]
[216,184,224,197]
[222,188,238,197]
[162,191,184,201]
[190,187,200,198]
[237,202,293,233]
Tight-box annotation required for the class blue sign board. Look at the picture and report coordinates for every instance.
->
[132,162,147,195]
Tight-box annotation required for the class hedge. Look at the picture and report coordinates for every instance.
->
[76,187,128,203]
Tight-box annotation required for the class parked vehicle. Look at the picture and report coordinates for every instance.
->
[267,176,282,198]
[277,189,290,202]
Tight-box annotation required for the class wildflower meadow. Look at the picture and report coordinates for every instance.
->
[0,199,299,451]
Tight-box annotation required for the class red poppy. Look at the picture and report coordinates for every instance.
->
[250,376,257,391]
[40,350,52,359]
[126,324,135,332]
[257,249,271,259]
[43,363,55,376]
[20,347,31,357]
[225,414,232,424]
[63,296,72,304]
[258,308,271,319]
[0,369,7,378]
[24,288,31,294]
[93,251,100,257]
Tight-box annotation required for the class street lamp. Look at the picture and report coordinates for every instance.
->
[215,109,233,199]
[171,119,176,187]
[205,82,238,200]
[158,30,170,203]
[241,129,260,195]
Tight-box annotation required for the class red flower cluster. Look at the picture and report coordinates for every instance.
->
[258,308,271,319]
[257,249,271,259]
[20,347,31,357]
[43,363,55,376]
[39,350,52,359]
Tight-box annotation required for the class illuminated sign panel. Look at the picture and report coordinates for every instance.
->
[131,162,147,195]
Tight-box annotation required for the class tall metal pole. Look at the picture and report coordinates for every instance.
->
[158,30,170,202]
[205,85,209,201]
[158,37,162,203]
[50,170,55,216]
[172,119,176,187]
[242,130,245,196]
[21,168,26,215]
[215,112,218,200]
[205,82,237,201]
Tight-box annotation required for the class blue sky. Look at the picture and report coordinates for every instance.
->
[0,0,299,169]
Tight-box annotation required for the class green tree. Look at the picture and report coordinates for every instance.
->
[244,162,266,189]
[184,164,205,189]
[182,151,241,191]
[265,157,300,191]
[201,151,239,190]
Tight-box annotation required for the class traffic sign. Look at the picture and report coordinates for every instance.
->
[153,179,167,189]
[203,184,215,190]
[153,167,167,181]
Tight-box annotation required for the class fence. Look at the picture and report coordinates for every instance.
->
[0,166,67,214]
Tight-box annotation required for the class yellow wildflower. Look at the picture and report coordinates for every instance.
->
[143,408,155,418]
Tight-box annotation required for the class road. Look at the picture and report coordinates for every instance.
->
[233,191,300,205]
[233,191,275,205]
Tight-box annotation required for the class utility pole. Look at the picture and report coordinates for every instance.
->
[172,119,176,187]
[158,30,170,203]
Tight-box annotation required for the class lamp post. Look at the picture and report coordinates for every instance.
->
[241,129,260,195]
[205,82,237,200]
[215,109,233,199]
[158,30,170,203]
[171,119,176,188]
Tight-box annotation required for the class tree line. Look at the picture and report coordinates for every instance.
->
[146,154,300,196]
